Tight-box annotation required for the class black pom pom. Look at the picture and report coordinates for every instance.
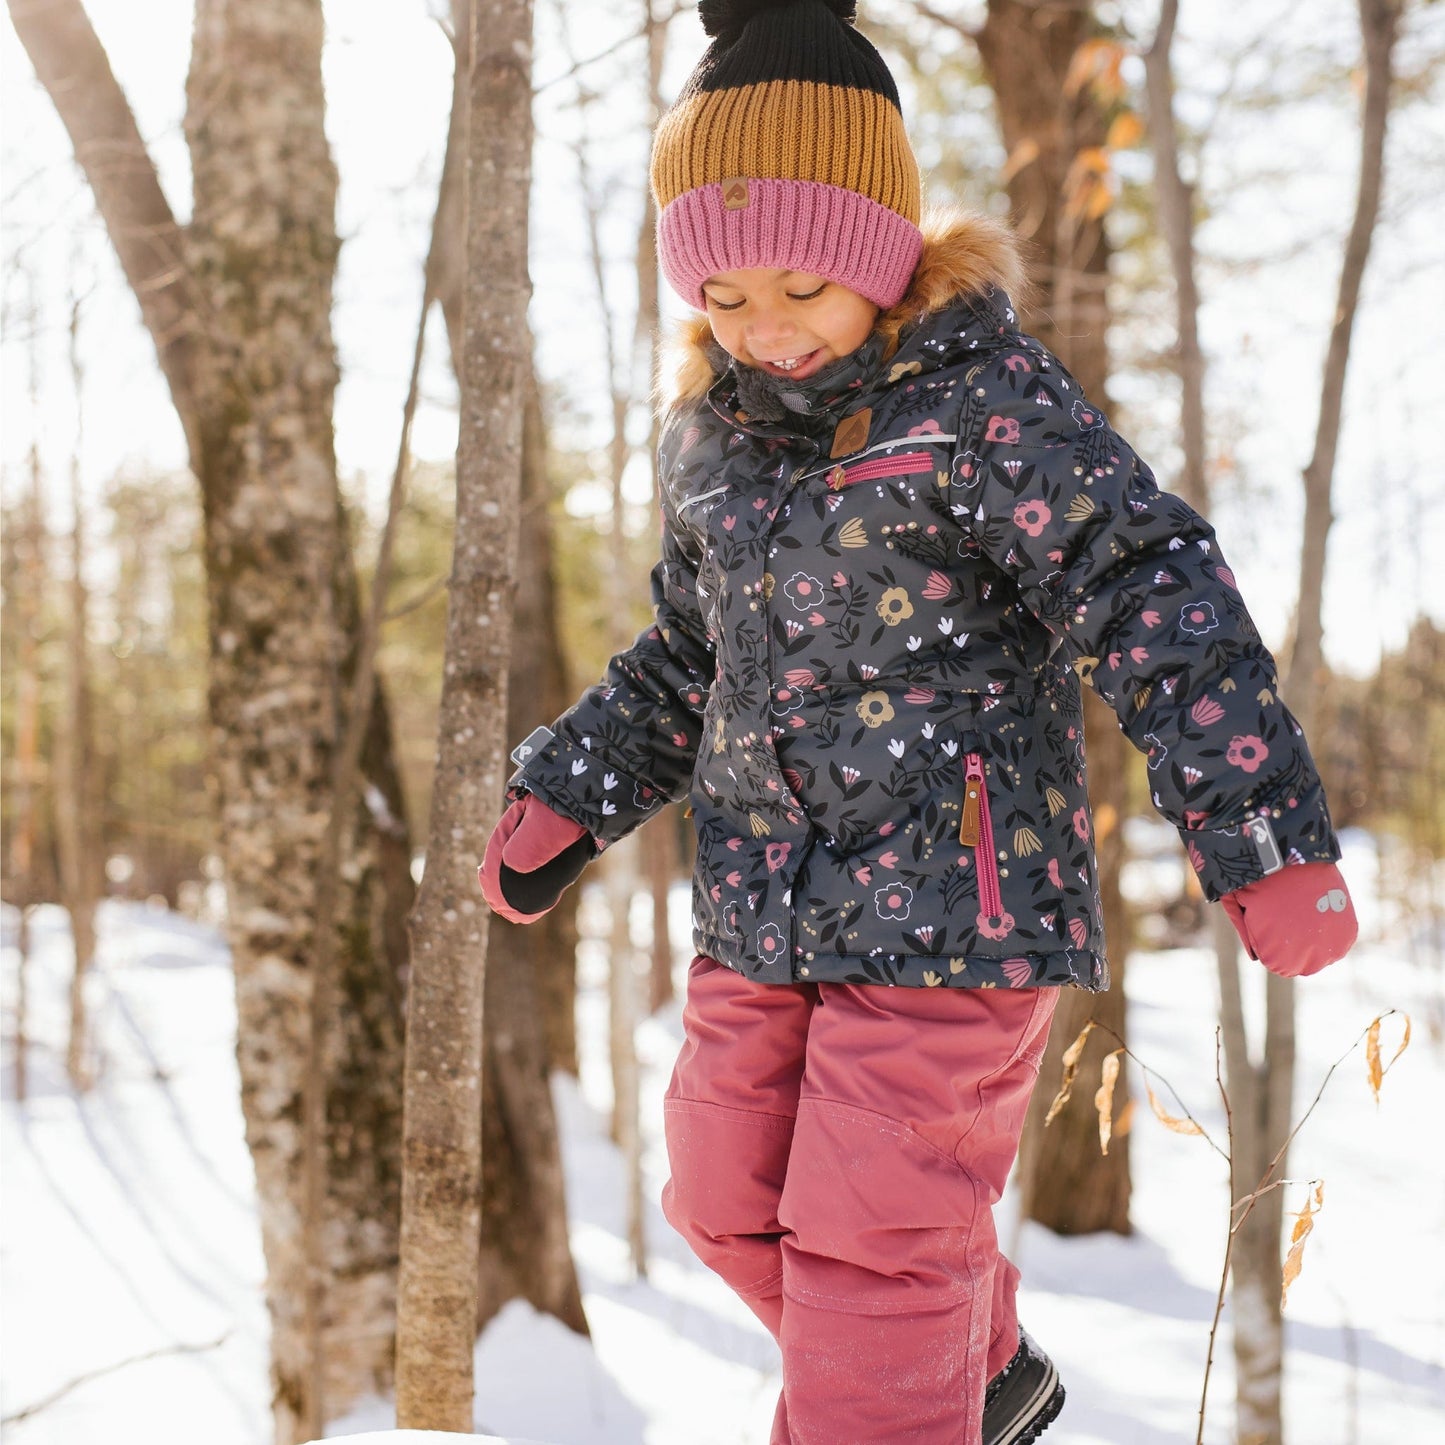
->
[698,0,857,45]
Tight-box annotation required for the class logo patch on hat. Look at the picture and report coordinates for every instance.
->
[722,177,750,211]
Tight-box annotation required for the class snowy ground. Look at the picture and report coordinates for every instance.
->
[2,830,1442,1444]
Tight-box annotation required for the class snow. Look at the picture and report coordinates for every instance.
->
[3,830,1443,1443]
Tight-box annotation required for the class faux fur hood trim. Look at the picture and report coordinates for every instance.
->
[658,207,1027,410]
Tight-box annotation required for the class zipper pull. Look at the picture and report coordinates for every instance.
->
[959,753,984,846]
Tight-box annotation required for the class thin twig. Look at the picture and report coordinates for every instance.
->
[1198,1028,1233,1445]
[1,1335,229,1425]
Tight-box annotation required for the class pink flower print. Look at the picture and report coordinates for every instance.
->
[833,571,848,588]
[784,619,804,639]
[1068,917,1090,949]
[854,865,873,886]
[765,842,792,874]
[840,765,861,785]
[725,870,742,887]
[908,419,942,436]
[1004,354,1032,373]
[1144,733,1166,770]
[1013,499,1053,537]
[1217,566,1237,589]
[726,836,743,851]
[1047,857,1063,888]
[904,685,937,704]
[1070,400,1104,430]
[770,684,804,716]
[914,925,935,946]
[922,571,953,601]
[984,415,1022,444]
[783,572,826,610]
[1072,807,1091,841]
[709,883,721,902]
[783,768,805,794]
[1226,734,1270,773]
[1179,601,1219,636]
[951,450,982,487]
[1183,809,1210,829]
[1187,842,1207,874]
[1191,695,1225,727]
[977,911,1016,941]
[756,923,785,959]
[1141,610,1161,627]
[878,821,897,836]
[673,732,688,746]
[1002,957,1033,987]
[679,425,700,455]
[878,850,900,870]
[875,885,914,921]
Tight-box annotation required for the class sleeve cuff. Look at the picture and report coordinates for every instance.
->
[1179,778,1341,902]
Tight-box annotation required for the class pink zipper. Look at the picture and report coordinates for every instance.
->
[959,752,1003,917]
[827,451,934,489]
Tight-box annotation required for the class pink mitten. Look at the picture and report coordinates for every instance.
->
[478,793,592,924]
[1221,861,1357,978]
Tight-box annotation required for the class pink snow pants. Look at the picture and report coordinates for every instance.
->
[662,956,1057,1445]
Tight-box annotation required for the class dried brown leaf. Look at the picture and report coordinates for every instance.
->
[1147,1082,1203,1136]
[1095,1049,1123,1156]
[1281,1181,1325,1309]
[1366,1013,1412,1102]
[1044,1021,1095,1127]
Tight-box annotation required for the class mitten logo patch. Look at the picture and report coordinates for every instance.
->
[1316,889,1349,913]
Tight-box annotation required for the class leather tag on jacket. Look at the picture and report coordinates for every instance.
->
[722,178,750,211]
[830,407,872,458]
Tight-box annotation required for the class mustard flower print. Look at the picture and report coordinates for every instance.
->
[856,691,895,728]
[876,587,914,626]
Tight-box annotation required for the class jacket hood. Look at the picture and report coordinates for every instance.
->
[658,207,1027,410]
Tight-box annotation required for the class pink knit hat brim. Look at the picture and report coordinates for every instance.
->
[658,178,923,312]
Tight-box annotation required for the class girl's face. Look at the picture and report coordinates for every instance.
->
[701,269,879,383]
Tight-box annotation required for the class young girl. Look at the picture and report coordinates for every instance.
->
[480,2,1358,1440]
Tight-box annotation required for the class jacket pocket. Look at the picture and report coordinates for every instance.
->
[958,751,1005,925]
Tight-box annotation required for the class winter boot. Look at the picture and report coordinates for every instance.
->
[982,1327,1065,1445]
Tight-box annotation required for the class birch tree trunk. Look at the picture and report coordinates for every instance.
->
[10,4,416,1438]
[976,0,1133,1235]
[395,0,536,1425]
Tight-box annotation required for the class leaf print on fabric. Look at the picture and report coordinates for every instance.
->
[856,692,895,728]
[1226,734,1270,773]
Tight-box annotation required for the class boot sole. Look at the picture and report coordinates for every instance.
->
[990,1361,1064,1445]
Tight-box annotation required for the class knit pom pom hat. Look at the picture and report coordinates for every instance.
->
[650,0,923,311]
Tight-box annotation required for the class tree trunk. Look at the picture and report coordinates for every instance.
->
[54,294,102,1091]
[977,0,1132,1236]
[1231,6,1400,1442]
[431,0,587,1325]
[395,0,535,1427]
[11,4,417,1437]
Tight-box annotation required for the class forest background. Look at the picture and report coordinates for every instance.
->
[2,1,1443,1443]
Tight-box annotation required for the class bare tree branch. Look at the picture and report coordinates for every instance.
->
[6,0,205,444]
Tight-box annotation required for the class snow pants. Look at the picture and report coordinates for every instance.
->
[662,956,1057,1445]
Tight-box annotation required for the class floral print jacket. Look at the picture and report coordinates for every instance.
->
[512,216,1340,991]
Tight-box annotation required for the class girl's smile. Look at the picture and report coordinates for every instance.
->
[701,268,879,382]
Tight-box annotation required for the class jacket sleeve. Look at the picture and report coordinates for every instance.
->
[509,463,714,848]
[956,347,1340,900]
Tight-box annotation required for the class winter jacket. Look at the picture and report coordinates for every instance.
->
[512,212,1340,991]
